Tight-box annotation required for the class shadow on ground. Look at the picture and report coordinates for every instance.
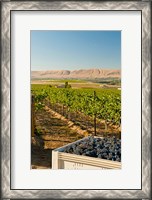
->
[31,142,52,169]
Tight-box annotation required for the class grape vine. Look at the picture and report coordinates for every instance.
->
[32,85,121,134]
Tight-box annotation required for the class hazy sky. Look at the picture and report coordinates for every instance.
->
[31,31,121,71]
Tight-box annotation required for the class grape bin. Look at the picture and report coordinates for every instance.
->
[52,137,121,169]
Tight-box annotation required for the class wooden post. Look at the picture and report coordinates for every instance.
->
[94,91,97,136]
[94,114,97,136]
[31,95,35,137]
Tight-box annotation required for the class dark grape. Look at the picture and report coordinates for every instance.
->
[62,136,121,162]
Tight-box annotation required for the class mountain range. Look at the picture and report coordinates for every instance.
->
[31,68,121,80]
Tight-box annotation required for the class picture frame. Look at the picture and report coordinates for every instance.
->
[1,0,151,199]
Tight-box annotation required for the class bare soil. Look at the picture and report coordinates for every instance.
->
[31,107,85,169]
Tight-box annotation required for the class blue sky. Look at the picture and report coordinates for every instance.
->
[31,31,121,71]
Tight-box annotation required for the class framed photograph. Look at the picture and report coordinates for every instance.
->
[1,0,151,199]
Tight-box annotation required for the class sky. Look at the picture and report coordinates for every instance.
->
[31,31,121,71]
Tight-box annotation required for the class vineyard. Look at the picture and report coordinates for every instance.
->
[31,84,121,169]
[32,85,121,136]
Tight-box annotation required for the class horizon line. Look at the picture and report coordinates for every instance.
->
[31,67,121,71]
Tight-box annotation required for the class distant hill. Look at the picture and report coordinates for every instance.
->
[31,68,121,80]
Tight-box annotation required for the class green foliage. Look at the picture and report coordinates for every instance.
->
[31,85,121,125]
[35,127,42,136]
[31,86,48,111]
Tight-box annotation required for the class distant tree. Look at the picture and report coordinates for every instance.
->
[65,81,71,88]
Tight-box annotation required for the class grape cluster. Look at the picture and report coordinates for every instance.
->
[62,136,121,162]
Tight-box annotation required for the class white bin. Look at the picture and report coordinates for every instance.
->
[52,137,121,169]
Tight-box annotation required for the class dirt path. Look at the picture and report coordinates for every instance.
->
[31,107,85,169]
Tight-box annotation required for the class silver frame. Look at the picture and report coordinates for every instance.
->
[1,1,151,199]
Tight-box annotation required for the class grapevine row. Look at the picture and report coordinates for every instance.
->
[32,85,121,127]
